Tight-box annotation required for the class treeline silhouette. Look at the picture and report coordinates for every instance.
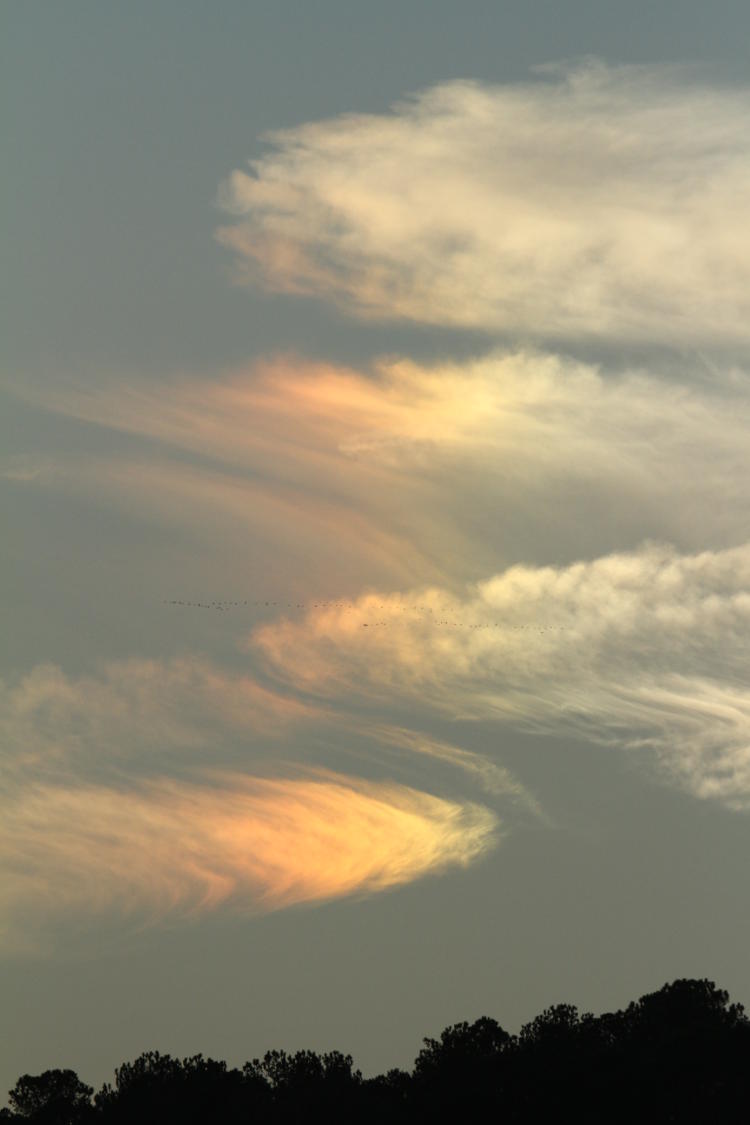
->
[4,979,750,1123]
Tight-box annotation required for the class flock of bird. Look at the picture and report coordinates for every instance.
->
[162,599,564,632]
[164,600,352,610]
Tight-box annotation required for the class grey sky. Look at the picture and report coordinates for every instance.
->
[4,0,750,1100]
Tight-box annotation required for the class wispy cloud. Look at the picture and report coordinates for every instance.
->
[10,348,750,819]
[0,657,316,778]
[218,62,750,347]
[8,60,750,951]
[0,654,513,949]
[0,771,498,951]
[10,349,750,585]
[253,541,750,810]
[371,725,546,819]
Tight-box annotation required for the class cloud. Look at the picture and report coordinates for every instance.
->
[9,349,750,820]
[9,349,750,591]
[4,356,451,590]
[0,771,498,950]
[252,541,750,810]
[218,62,750,347]
[0,657,321,783]
[9,59,750,957]
[371,725,546,820]
[0,654,516,948]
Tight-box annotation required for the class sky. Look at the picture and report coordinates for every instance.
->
[4,0,750,1097]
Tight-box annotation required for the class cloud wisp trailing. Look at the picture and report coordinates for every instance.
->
[0,656,318,778]
[10,348,750,586]
[8,59,750,951]
[0,771,498,951]
[8,343,750,913]
[0,655,507,950]
[253,541,750,811]
[218,62,750,348]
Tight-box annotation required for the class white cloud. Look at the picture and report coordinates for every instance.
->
[218,62,750,347]
[253,541,750,810]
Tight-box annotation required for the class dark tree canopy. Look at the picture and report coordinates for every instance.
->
[7,1070,93,1124]
[415,1014,511,1074]
[4,979,750,1124]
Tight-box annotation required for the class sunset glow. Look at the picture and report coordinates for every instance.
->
[6,14,750,1092]
[0,773,498,948]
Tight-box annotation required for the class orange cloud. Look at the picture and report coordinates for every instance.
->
[0,772,498,949]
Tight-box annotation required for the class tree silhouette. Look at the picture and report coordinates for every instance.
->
[6,1071,93,1124]
[4,979,750,1123]
[413,1016,511,1119]
[613,979,750,1123]
[96,1050,263,1124]
[245,1049,362,1123]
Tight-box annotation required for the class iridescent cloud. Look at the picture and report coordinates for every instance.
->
[0,656,317,777]
[0,649,509,950]
[10,59,750,960]
[9,347,750,813]
[9,349,750,582]
[218,62,750,346]
[0,772,498,951]
[253,542,750,810]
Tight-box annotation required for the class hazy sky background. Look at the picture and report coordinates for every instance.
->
[5,0,750,1098]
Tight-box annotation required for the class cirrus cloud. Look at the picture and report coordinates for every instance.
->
[0,652,512,950]
[218,62,750,348]
[253,540,750,810]
[9,348,750,587]
[0,772,498,952]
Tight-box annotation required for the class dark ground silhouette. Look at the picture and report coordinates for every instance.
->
[3,979,750,1123]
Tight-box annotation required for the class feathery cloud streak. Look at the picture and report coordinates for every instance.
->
[218,62,750,346]
[0,771,497,950]
[0,655,504,948]
[11,347,750,813]
[0,657,317,778]
[253,541,750,809]
[8,59,750,948]
[12,350,750,583]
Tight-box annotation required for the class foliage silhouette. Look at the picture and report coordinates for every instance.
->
[4,979,750,1123]
[244,1050,362,1123]
[5,1071,93,1124]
